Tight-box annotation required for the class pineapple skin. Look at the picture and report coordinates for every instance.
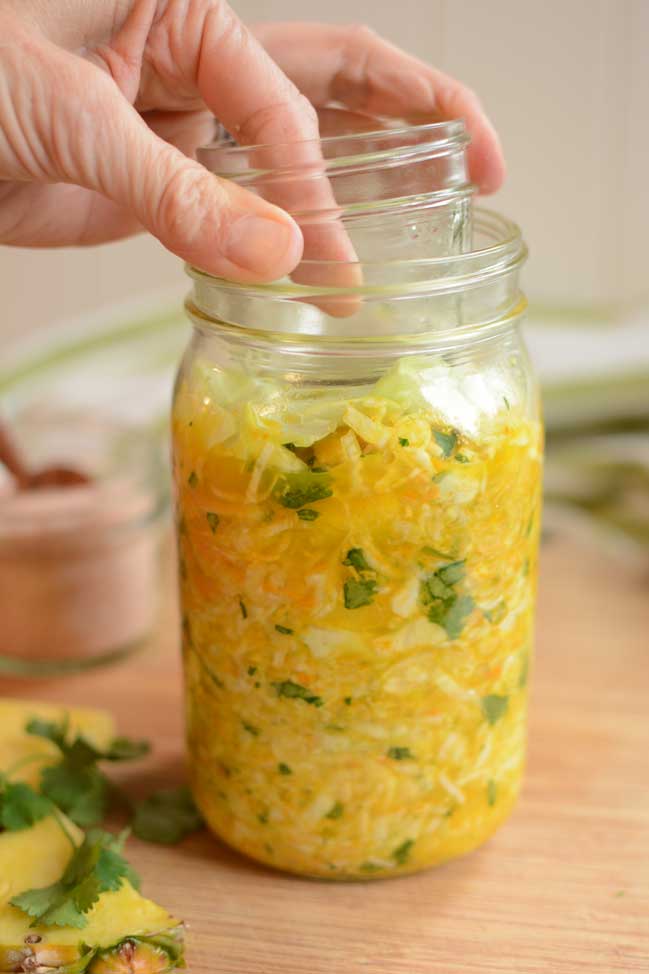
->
[0,699,115,788]
[1,816,183,974]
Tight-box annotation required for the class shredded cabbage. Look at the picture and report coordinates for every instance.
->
[174,355,542,878]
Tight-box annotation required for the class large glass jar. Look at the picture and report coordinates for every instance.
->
[172,118,542,880]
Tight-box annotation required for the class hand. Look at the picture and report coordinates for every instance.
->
[0,2,505,283]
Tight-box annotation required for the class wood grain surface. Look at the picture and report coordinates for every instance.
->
[3,537,649,973]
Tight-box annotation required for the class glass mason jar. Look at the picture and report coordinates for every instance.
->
[173,117,542,880]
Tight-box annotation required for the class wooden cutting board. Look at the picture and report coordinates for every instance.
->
[3,537,649,973]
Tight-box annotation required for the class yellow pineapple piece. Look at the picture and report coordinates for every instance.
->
[0,816,183,974]
[0,699,115,787]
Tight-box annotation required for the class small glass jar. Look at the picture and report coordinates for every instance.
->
[0,410,168,676]
[173,118,542,879]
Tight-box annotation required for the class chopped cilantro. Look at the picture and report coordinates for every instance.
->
[344,578,377,609]
[481,694,509,725]
[503,396,511,410]
[344,697,352,705]
[442,595,476,639]
[273,472,332,509]
[484,600,507,624]
[432,471,448,484]
[398,437,409,447]
[283,442,297,452]
[278,763,292,776]
[360,861,381,873]
[436,560,465,586]
[487,780,497,806]
[455,453,470,463]
[421,563,474,639]
[387,747,413,761]
[342,548,372,572]
[248,666,257,676]
[392,838,414,866]
[187,470,198,489]
[325,801,344,820]
[275,625,294,635]
[421,545,455,560]
[132,787,204,844]
[433,429,457,457]
[206,512,220,533]
[297,508,319,521]
[0,780,52,832]
[242,721,260,737]
[10,829,139,929]
[273,680,323,707]
[239,598,248,619]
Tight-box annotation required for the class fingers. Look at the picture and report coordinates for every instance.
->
[147,1,359,274]
[252,22,506,194]
[0,33,303,280]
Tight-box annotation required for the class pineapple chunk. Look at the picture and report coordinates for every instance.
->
[0,816,183,974]
[0,699,115,787]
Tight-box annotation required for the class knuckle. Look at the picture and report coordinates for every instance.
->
[154,160,227,248]
[343,23,379,47]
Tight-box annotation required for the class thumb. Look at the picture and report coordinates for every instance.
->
[100,103,304,283]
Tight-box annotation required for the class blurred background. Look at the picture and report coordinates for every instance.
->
[2,0,649,563]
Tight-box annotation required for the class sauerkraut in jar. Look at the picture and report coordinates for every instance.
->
[173,119,541,879]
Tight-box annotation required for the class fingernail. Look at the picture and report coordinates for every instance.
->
[225,215,302,278]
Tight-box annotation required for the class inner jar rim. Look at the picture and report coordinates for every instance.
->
[198,119,469,171]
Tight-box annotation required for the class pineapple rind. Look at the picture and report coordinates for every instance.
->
[0,930,184,974]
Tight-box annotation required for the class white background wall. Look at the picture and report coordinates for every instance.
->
[1,0,647,345]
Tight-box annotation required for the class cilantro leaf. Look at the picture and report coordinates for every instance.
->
[435,560,465,586]
[132,787,204,845]
[487,780,498,806]
[297,508,319,521]
[398,437,409,446]
[387,747,413,761]
[342,548,372,572]
[40,762,108,828]
[25,717,68,750]
[274,625,293,635]
[0,782,52,832]
[421,562,474,638]
[273,680,323,707]
[433,429,457,457]
[442,594,475,639]
[392,838,414,865]
[10,830,139,929]
[325,802,344,820]
[343,578,377,609]
[27,719,149,828]
[104,738,150,762]
[481,694,509,725]
[273,472,332,509]
[206,511,220,533]
[278,763,292,775]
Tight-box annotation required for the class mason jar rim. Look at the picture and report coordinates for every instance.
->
[197,119,469,171]
[186,208,526,300]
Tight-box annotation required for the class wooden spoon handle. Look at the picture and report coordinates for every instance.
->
[0,419,32,487]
